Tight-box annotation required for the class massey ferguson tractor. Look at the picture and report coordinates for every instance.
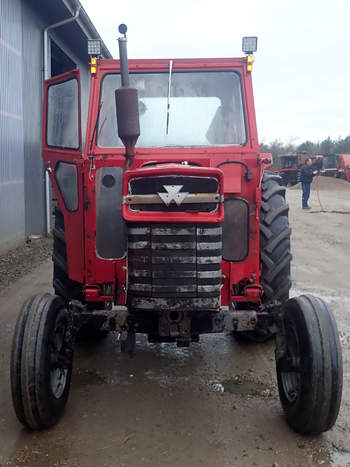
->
[11,27,342,434]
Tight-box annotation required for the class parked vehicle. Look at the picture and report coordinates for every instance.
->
[11,27,342,434]
[276,152,323,185]
[339,154,350,181]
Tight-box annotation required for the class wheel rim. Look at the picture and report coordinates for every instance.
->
[281,323,301,404]
[50,315,69,399]
[50,368,68,399]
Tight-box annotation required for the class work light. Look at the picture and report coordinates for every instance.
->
[88,39,101,57]
[242,37,258,54]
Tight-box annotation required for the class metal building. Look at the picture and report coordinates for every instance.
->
[0,0,112,253]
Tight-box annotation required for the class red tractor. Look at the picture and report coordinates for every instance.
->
[11,27,342,434]
[339,154,350,181]
[318,153,350,181]
[276,152,323,185]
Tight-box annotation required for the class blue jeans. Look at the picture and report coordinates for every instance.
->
[302,182,311,208]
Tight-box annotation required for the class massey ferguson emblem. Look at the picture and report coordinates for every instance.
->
[158,185,189,206]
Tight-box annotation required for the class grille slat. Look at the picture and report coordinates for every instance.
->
[128,223,222,308]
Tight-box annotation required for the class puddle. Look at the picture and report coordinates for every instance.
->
[214,377,270,396]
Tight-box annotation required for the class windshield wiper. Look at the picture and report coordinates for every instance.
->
[166,59,173,135]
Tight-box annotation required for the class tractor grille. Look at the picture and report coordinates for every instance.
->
[127,224,222,310]
[128,176,220,212]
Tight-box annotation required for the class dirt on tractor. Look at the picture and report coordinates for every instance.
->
[0,185,349,467]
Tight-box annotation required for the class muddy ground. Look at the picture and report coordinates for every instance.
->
[0,177,349,467]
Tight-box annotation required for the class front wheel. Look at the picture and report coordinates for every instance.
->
[11,294,73,429]
[276,294,343,434]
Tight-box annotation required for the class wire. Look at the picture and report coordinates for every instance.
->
[315,175,326,212]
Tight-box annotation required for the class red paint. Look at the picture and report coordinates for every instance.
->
[42,57,269,307]
[339,154,350,182]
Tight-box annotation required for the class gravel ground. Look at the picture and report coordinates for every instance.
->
[0,237,53,293]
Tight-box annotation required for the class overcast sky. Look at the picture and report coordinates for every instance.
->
[80,0,350,144]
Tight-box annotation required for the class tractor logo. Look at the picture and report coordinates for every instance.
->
[158,185,189,206]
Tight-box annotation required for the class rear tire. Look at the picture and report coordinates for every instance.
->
[11,294,73,429]
[234,171,292,343]
[53,206,107,342]
[53,206,83,302]
[276,295,343,434]
[260,171,292,305]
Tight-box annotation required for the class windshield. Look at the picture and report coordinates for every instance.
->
[97,71,246,148]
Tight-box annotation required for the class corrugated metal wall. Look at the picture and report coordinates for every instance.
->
[22,2,46,236]
[0,0,92,252]
[0,0,25,252]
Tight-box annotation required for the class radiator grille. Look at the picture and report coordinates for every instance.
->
[127,224,222,309]
[129,176,219,212]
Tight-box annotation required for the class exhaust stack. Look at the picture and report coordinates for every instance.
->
[115,24,140,170]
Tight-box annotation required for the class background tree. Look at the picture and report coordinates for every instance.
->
[260,135,350,167]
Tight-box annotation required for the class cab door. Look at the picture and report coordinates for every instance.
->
[42,69,85,283]
[43,69,83,164]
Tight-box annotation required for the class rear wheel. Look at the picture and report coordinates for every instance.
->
[53,206,83,302]
[276,295,342,434]
[260,171,292,305]
[53,206,107,341]
[234,171,292,343]
[11,294,73,429]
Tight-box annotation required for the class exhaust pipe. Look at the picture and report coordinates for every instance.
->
[115,24,140,171]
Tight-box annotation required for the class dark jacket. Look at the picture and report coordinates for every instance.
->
[300,164,314,183]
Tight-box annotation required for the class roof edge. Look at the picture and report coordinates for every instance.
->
[61,0,113,59]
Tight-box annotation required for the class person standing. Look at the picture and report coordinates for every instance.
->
[300,158,314,209]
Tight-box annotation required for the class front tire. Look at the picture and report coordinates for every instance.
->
[11,294,73,429]
[276,295,343,434]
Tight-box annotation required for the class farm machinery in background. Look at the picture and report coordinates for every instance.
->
[320,153,350,181]
[10,26,343,435]
[275,152,323,186]
[276,151,350,186]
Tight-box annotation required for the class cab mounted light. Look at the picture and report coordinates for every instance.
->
[88,39,101,57]
[90,57,97,74]
[88,39,101,74]
[242,36,257,73]
[242,36,258,54]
